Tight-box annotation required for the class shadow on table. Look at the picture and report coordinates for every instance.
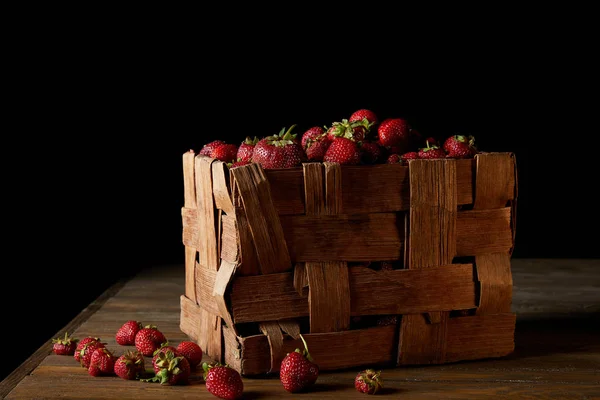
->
[510,312,600,358]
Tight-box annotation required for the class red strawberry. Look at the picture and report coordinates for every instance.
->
[305,135,331,162]
[251,125,307,169]
[377,118,410,148]
[327,118,371,142]
[417,142,447,159]
[386,154,403,164]
[301,126,327,150]
[354,368,383,394]
[279,334,319,393]
[152,343,180,373]
[76,339,106,369]
[323,137,361,165]
[135,325,167,356]
[116,320,142,346]
[210,143,239,163]
[199,140,225,156]
[236,136,259,162]
[51,332,78,356]
[203,362,244,400]
[88,347,116,377]
[114,350,146,380]
[176,341,203,369]
[145,350,191,385]
[443,134,478,159]
[400,151,419,162]
[349,108,378,125]
[360,141,385,164]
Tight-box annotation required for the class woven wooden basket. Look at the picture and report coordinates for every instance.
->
[180,150,518,376]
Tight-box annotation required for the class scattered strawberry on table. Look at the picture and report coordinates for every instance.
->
[203,362,244,399]
[355,368,384,394]
[197,108,480,169]
[134,324,167,356]
[51,331,78,355]
[114,349,145,380]
[115,320,143,346]
[279,334,320,393]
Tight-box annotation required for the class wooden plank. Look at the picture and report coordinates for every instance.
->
[182,150,198,301]
[400,159,457,365]
[474,152,516,209]
[259,322,285,373]
[306,262,351,333]
[234,199,261,276]
[194,264,220,316]
[211,160,234,214]
[195,155,219,271]
[231,163,292,274]
[212,259,237,332]
[264,168,305,215]
[475,253,513,314]
[238,325,397,375]
[293,262,308,296]
[220,213,238,264]
[324,162,342,214]
[222,325,242,373]
[302,163,325,215]
[180,294,203,342]
[280,213,404,262]
[229,265,477,324]
[445,313,516,362]
[456,208,513,256]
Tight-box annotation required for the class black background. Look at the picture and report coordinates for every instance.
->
[2,16,598,382]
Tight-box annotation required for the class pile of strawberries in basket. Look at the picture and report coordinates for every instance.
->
[51,322,383,398]
[199,108,478,169]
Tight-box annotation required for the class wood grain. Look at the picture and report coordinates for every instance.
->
[182,150,197,301]
[195,155,219,270]
[231,163,292,274]
[306,262,351,333]
[219,213,238,264]
[211,159,234,214]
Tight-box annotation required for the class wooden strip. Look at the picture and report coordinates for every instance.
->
[212,160,235,214]
[456,208,513,256]
[349,264,476,316]
[237,325,397,375]
[235,203,261,276]
[280,213,404,262]
[302,163,325,215]
[399,159,458,365]
[180,294,202,342]
[194,263,220,316]
[264,168,305,215]
[196,155,219,270]
[259,322,285,373]
[231,163,292,274]
[230,271,308,323]
[182,150,198,301]
[293,262,308,296]
[474,152,516,209]
[220,213,238,264]
[278,320,301,340]
[198,308,222,362]
[306,262,351,333]
[229,265,477,323]
[324,162,342,214]
[213,259,237,332]
[445,313,516,362]
[222,325,242,373]
[476,253,513,314]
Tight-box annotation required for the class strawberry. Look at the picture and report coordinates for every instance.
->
[279,334,319,393]
[443,134,478,159]
[349,108,378,125]
[77,339,106,369]
[236,136,259,162]
[386,154,403,164]
[360,141,385,164]
[114,350,146,380]
[88,347,116,377]
[377,118,410,148]
[400,151,419,162]
[116,320,142,346]
[301,126,327,150]
[210,143,239,163]
[203,362,244,400]
[176,341,203,369]
[417,142,447,159]
[327,118,371,142]
[199,140,225,156]
[144,350,191,385]
[305,135,331,162]
[51,332,78,356]
[323,137,361,165]
[355,368,383,394]
[135,325,167,356]
[251,125,307,169]
[152,343,181,373]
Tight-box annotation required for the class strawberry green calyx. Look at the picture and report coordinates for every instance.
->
[421,140,440,152]
[52,331,78,345]
[244,136,260,145]
[266,125,298,147]
[454,134,476,147]
[357,368,383,394]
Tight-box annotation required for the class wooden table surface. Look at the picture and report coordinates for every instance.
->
[2,258,599,399]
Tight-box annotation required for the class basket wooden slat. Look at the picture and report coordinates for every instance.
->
[180,151,518,374]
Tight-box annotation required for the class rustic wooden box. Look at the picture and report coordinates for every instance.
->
[179,150,518,376]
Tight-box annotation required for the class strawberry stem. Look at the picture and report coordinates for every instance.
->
[299,334,314,362]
